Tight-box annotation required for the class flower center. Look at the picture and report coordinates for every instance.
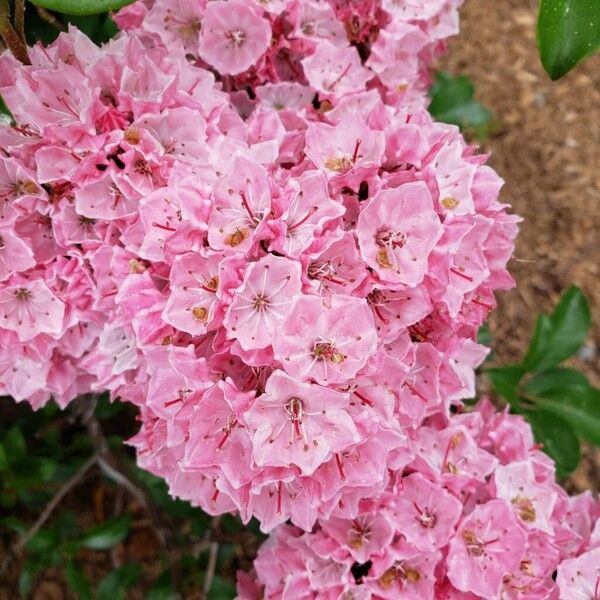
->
[378,561,421,590]
[348,519,371,549]
[14,288,31,302]
[511,495,536,523]
[285,396,304,440]
[376,229,406,249]
[412,502,437,529]
[226,29,246,47]
[312,340,345,364]
[253,295,268,310]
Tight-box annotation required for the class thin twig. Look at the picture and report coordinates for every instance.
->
[75,397,183,590]
[0,455,97,575]
[35,6,66,31]
[14,0,25,42]
[203,542,219,597]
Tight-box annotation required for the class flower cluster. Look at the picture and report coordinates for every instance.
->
[1,1,598,597]
[116,0,461,102]
[238,400,600,599]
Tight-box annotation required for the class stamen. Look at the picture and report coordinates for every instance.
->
[216,417,237,450]
[402,381,427,403]
[152,221,176,232]
[335,453,347,480]
[450,267,474,282]
[276,481,282,515]
[472,298,494,310]
[288,206,317,231]
[240,191,255,220]
[351,139,362,163]
[326,63,352,91]
[353,390,374,407]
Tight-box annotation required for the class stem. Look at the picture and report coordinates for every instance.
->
[14,0,25,42]
[0,14,30,64]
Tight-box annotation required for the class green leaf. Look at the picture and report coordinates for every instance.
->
[0,94,12,120]
[486,365,526,407]
[147,570,177,600]
[19,559,42,598]
[476,324,492,347]
[525,409,580,477]
[25,528,60,553]
[537,0,600,80]
[524,368,600,446]
[65,560,92,600]
[207,574,236,600]
[0,442,8,470]
[96,563,142,600]
[3,427,26,462]
[79,514,132,550]
[28,0,136,16]
[428,72,491,139]
[522,287,591,372]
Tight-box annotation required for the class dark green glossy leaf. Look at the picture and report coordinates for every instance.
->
[428,72,491,139]
[486,365,526,407]
[524,368,600,446]
[28,0,136,16]
[525,409,580,477]
[537,0,600,79]
[96,563,142,600]
[66,560,92,600]
[522,286,591,372]
[79,514,132,550]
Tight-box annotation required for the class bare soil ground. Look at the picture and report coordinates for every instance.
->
[441,0,600,492]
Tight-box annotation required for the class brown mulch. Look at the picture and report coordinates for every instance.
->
[441,0,600,492]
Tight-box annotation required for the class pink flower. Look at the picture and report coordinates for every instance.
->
[198,0,272,75]
[0,279,65,341]
[494,460,557,534]
[223,254,302,351]
[557,547,600,600]
[302,42,372,96]
[273,294,378,386]
[367,539,441,599]
[357,182,443,288]
[393,472,462,551]
[244,370,361,475]
[162,251,237,337]
[0,228,35,281]
[447,499,528,598]
[320,512,395,563]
